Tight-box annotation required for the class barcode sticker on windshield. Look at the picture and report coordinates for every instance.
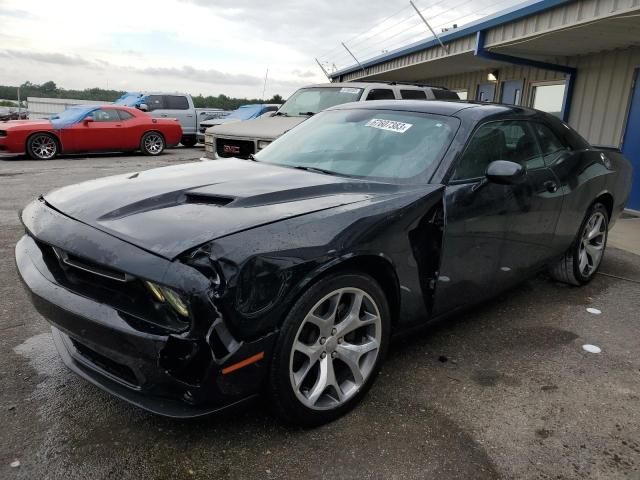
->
[340,87,360,94]
[365,118,413,133]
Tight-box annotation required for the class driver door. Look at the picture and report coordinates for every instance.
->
[64,108,123,152]
[433,126,510,315]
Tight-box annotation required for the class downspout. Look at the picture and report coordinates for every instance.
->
[474,30,576,122]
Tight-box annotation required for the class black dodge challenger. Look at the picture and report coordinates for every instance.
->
[16,101,632,426]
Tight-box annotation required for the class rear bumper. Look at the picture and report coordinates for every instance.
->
[15,215,277,417]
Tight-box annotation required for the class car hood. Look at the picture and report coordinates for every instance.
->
[201,117,241,129]
[42,158,406,259]
[2,119,51,130]
[208,115,306,140]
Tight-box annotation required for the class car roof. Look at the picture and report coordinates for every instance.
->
[301,82,448,90]
[327,100,543,119]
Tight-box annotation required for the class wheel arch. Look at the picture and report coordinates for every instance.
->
[295,253,401,328]
[141,129,165,143]
[592,191,614,221]
[25,131,63,153]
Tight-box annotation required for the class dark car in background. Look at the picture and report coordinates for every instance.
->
[0,106,28,121]
[16,101,631,425]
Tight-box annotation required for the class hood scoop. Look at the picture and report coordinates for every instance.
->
[96,185,235,221]
[184,192,234,207]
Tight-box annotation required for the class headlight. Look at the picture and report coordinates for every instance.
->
[145,281,189,317]
[257,140,271,150]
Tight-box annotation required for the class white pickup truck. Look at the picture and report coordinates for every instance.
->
[115,92,225,147]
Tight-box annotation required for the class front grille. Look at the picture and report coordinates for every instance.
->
[215,138,255,159]
[34,239,190,334]
[70,338,139,387]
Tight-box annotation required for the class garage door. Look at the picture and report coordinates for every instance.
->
[622,69,640,211]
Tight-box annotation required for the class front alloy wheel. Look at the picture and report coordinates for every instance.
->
[27,133,58,160]
[290,287,382,410]
[269,272,390,426]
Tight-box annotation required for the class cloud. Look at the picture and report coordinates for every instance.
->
[292,69,316,78]
[1,48,308,93]
[0,49,95,67]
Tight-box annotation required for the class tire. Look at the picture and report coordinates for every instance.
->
[549,202,609,286]
[140,131,165,156]
[27,133,58,160]
[181,136,197,148]
[268,272,390,427]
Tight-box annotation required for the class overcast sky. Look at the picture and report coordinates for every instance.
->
[0,0,523,99]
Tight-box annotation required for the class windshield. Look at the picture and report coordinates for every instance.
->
[227,105,263,120]
[49,106,101,129]
[277,87,363,117]
[255,109,459,183]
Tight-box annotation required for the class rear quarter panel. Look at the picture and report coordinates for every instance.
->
[550,148,631,250]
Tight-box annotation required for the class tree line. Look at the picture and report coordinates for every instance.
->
[0,81,284,111]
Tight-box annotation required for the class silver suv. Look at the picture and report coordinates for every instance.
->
[203,82,458,160]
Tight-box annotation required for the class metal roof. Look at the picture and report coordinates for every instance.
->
[329,0,572,79]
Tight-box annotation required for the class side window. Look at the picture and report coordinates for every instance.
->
[146,95,165,111]
[117,110,135,121]
[365,89,395,101]
[165,95,189,110]
[89,109,120,122]
[400,89,427,100]
[432,89,460,100]
[451,120,543,181]
[532,122,568,166]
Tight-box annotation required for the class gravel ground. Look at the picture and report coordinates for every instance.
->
[1,149,639,480]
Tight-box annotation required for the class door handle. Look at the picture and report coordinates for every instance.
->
[187,114,194,117]
[161,114,168,117]
[115,124,122,127]
[544,180,558,193]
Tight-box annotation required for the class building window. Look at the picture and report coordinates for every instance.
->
[455,90,468,100]
[530,82,566,118]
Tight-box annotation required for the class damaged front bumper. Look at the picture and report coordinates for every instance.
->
[15,201,277,418]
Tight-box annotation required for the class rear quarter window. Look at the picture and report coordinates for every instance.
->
[164,95,190,110]
[432,89,460,100]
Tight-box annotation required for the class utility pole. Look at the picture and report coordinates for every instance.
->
[410,0,449,54]
[17,85,21,117]
[262,69,269,100]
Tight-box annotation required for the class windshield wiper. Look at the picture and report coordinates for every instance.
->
[298,111,316,116]
[293,165,336,176]
[247,153,259,162]
[275,112,289,117]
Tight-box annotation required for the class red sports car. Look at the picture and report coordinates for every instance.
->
[0,105,182,160]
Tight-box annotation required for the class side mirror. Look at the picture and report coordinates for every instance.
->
[138,103,149,112]
[83,117,94,125]
[486,160,526,185]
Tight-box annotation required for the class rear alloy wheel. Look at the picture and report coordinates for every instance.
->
[550,202,609,285]
[141,132,165,156]
[269,273,390,426]
[27,133,58,160]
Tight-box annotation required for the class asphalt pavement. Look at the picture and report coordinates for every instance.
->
[1,149,639,479]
